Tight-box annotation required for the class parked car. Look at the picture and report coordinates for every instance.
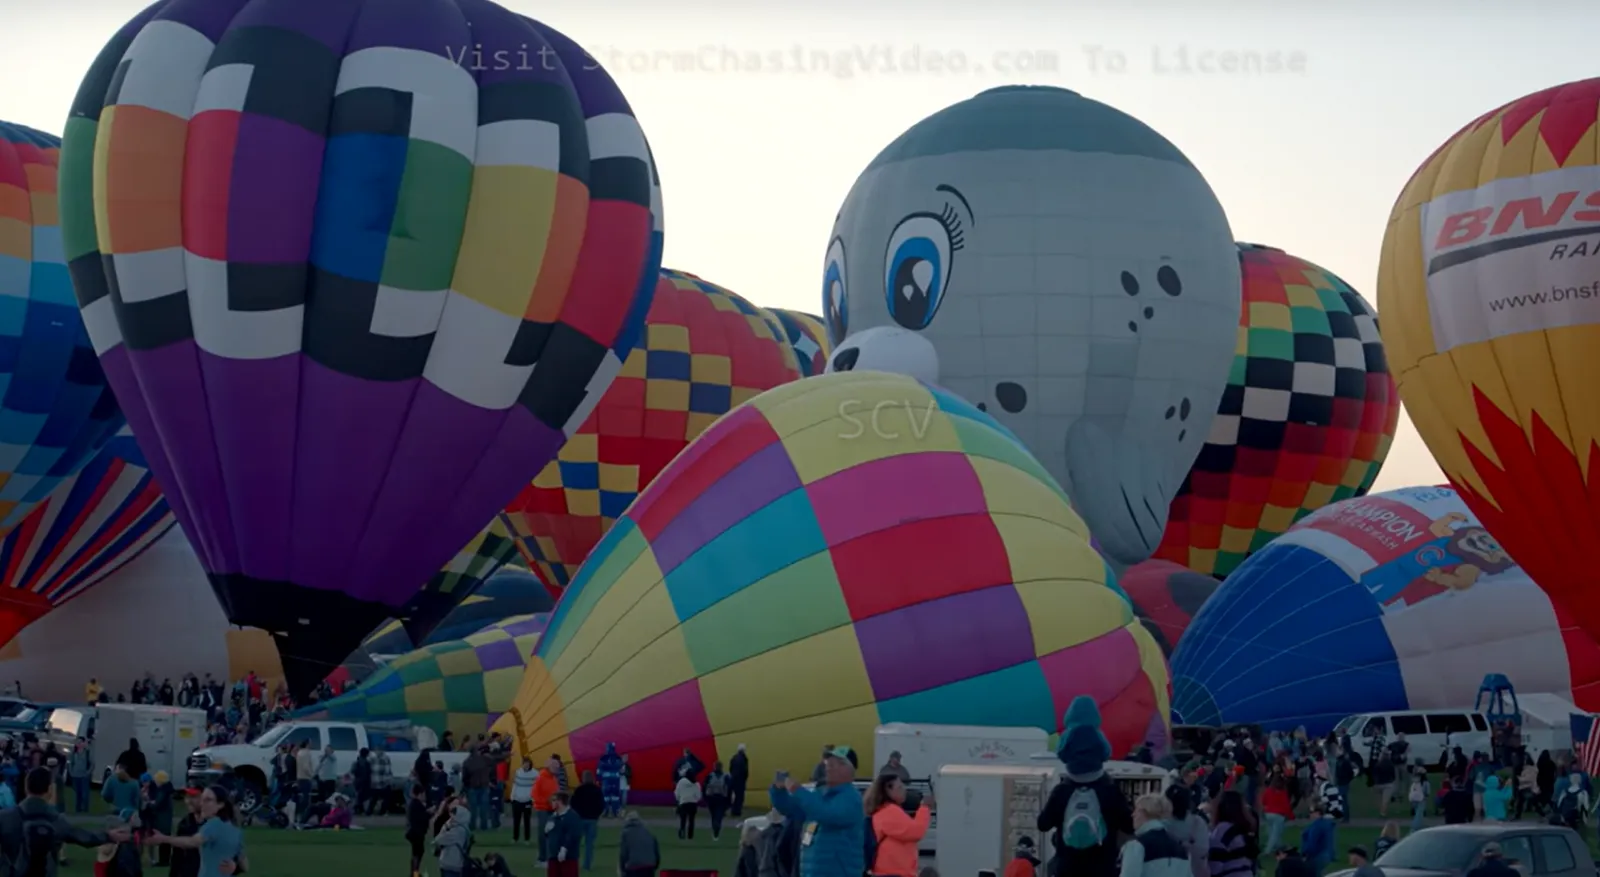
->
[1327,823,1592,876]
[0,703,94,750]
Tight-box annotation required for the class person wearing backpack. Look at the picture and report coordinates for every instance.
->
[1036,697,1134,877]
[0,766,129,877]
[703,763,733,841]
[1406,768,1431,833]
[1117,794,1192,877]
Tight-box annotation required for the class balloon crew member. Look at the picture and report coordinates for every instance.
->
[1036,697,1133,877]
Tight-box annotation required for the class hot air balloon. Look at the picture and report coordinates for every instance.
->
[1153,244,1399,577]
[764,308,831,377]
[821,85,1242,572]
[500,269,801,591]
[1170,485,1600,732]
[1119,559,1220,658]
[0,121,124,536]
[60,3,662,694]
[1378,78,1600,644]
[0,425,175,645]
[364,566,553,655]
[494,371,1169,802]
[296,614,547,739]
[0,529,285,701]
[397,519,518,647]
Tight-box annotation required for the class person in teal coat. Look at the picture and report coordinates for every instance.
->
[101,766,141,814]
[770,747,863,877]
[1483,775,1513,821]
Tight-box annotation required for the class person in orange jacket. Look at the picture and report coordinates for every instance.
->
[865,772,931,877]
[533,756,561,863]
[1004,836,1042,877]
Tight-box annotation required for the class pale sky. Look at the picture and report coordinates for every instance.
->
[6,0,1594,494]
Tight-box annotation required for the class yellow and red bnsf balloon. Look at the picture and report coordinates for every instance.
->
[1378,78,1600,640]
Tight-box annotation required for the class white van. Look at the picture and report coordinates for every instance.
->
[1331,710,1492,766]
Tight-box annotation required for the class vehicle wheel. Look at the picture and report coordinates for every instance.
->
[237,781,264,814]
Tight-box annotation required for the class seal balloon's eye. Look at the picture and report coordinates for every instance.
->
[883,211,958,330]
[822,237,848,345]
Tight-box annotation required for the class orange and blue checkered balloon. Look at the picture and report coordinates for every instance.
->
[0,121,123,539]
[1153,244,1399,577]
[494,371,1168,800]
[499,269,802,592]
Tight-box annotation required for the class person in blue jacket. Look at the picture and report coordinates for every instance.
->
[770,746,863,877]
[1300,805,1337,874]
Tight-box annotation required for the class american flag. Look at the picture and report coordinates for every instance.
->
[1569,713,1600,777]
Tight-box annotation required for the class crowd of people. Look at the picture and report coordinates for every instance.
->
[79,671,352,749]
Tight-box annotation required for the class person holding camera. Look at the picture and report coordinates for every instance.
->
[864,773,931,877]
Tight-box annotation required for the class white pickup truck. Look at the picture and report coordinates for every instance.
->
[186,720,471,812]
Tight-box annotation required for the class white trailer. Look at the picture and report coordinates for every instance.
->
[873,723,1050,789]
[93,704,207,784]
[936,763,1059,877]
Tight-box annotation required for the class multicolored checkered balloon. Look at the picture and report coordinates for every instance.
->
[396,518,519,647]
[500,269,801,592]
[0,121,123,537]
[1153,244,1399,578]
[494,371,1168,800]
[0,425,175,646]
[300,613,547,740]
[59,2,662,695]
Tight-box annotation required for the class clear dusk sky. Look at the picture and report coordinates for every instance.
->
[3,0,1592,493]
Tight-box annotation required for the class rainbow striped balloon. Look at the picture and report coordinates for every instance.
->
[494,371,1168,800]
[0,426,174,644]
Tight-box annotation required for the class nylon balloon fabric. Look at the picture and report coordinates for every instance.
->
[0,425,175,646]
[0,121,124,537]
[1170,485,1600,733]
[398,518,518,646]
[1377,78,1600,646]
[1154,244,1398,577]
[59,1,663,696]
[298,613,547,740]
[364,565,554,654]
[1119,559,1220,658]
[500,269,802,592]
[764,308,831,377]
[493,371,1169,799]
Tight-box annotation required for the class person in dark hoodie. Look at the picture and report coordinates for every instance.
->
[617,811,660,877]
[1036,696,1133,877]
[570,771,605,870]
[0,767,128,875]
[545,792,583,877]
[729,744,750,817]
[166,789,203,877]
[1439,779,1475,824]
[1272,847,1315,877]
[114,740,146,781]
[405,784,431,877]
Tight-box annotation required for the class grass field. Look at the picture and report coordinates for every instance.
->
[39,783,1584,874]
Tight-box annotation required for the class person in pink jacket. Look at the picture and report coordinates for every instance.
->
[865,772,932,877]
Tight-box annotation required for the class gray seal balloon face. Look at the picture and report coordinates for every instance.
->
[823,86,1241,568]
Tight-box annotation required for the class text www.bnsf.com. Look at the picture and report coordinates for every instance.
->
[1487,281,1600,312]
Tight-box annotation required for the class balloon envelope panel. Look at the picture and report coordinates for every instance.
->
[501,269,801,591]
[1120,559,1220,658]
[1377,79,1600,644]
[297,613,546,739]
[1171,485,1596,733]
[0,425,175,644]
[398,518,518,647]
[495,371,1168,800]
[765,309,830,377]
[0,121,124,536]
[1155,243,1398,577]
[60,2,662,694]
[416,566,553,646]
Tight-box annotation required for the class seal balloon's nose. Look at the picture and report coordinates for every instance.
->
[832,347,860,372]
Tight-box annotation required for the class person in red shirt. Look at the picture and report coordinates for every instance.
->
[1003,836,1041,877]
[1262,777,1294,854]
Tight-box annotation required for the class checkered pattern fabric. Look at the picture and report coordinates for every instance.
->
[304,613,547,740]
[396,518,520,645]
[0,121,123,536]
[501,269,801,590]
[1154,244,1399,577]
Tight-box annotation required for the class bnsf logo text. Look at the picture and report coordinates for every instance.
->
[1436,191,1600,250]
